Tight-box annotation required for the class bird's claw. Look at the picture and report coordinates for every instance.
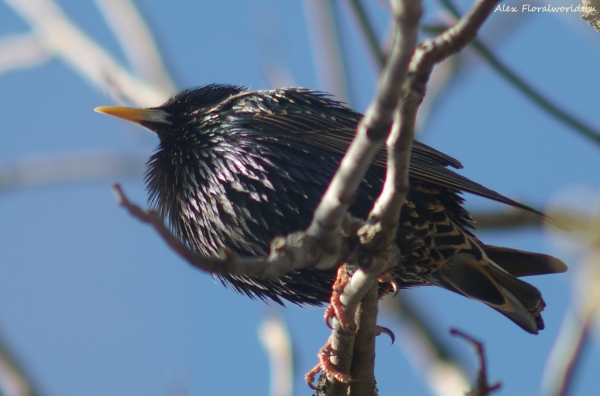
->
[376,325,396,344]
[324,305,335,329]
[305,341,352,390]
[323,265,354,333]
[378,272,399,296]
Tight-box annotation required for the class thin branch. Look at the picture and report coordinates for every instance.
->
[472,38,600,146]
[0,33,49,74]
[541,244,600,396]
[471,209,544,230]
[472,207,595,234]
[450,329,501,396]
[382,296,472,396]
[303,0,351,104]
[541,309,595,396]
[258,311,294,396]
[93,0,177,94]
[347,0,385,69]
[113,184,355,280]
[0,327,44,396]
[0,152,146,194]
[439,0,600,147]
[4,0,168,106]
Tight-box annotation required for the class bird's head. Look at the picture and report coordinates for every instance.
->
[94,84,246,139]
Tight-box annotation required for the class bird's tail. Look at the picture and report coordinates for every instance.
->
[426,247,567,334]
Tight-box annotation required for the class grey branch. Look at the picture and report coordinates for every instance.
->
[0,33,49,74]
[450,329,501,396]
[4,0,169,106]
[113,184,356,279]
[0,152,146,194]
[258,311,294,396]
[93,0,177,94]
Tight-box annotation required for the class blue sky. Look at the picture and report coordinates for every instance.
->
[0,0,598,395]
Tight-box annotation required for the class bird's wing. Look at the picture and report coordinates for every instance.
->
[224,89,561,226]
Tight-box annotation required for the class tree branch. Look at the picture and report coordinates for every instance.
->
[450,329,501,396]
[4,0,168,106]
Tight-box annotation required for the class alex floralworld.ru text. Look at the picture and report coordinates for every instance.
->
[495,3,596,12]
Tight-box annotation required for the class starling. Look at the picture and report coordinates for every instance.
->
[96,84,567,334]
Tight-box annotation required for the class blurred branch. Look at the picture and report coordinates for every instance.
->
[303,0,350,104]
[471,207,597,235]
[258,311,294,396]
[471,209,543,229]
[0,328,43,396]
[347,0,385,69]
[4,0,168,106]
[0,33,49,74]
[541,309,595,396]
[439,0,600,147]
[253,10,297,89]
[382,297,471,396]
[542,243,600,396]
[450,329,501,396]
[93,0,177,94]
[0,152,146,195]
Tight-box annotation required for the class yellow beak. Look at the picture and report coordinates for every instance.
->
[94,106,172,127]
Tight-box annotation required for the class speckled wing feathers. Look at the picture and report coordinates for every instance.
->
[218,88,552,222]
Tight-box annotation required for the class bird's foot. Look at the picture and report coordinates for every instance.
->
[376,325,395,344]
[324,265,354,332]
[305,341,352,390]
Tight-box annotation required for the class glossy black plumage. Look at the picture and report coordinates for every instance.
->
[96,84,567,334]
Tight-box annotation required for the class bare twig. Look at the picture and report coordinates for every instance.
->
[471,209,544,229]
[0,327,43,396]
[112,184,356,279]
[439,0,600,147]
[347,0,385,69]
[258,311,294,396]
[450,329,501,396]
[0,152,146,194]
[93,0,177,94]
[4,0,168,106]
[382,297,471,396]
[303,0,350,104]
[472,207,594,233]
[0,33,49,74]
[542,243,600,396]
[541,309,595,396]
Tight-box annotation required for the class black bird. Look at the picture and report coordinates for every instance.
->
[96,84,567,334]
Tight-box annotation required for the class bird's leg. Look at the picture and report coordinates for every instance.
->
[305,339,352,390]
[324,265,354,332]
